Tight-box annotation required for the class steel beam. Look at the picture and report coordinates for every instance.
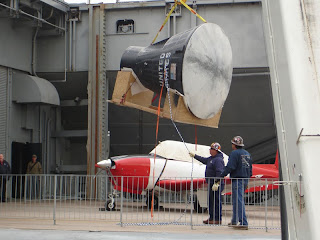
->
[39,0,69,12]
[87,5,109,177]
[52,130,87,137]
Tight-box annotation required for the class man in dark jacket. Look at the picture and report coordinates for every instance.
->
[0,154,11,202]
[220,136,252,230]
[190,142,225,224]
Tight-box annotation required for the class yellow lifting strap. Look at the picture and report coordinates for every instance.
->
[151,0,207,44]
[179,0,207,23]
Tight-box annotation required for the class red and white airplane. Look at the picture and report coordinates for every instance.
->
[96,140,279,211]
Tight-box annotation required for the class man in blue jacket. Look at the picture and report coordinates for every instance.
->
[189,142,225,224]
[219,136,252,230]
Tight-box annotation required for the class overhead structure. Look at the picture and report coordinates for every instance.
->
[12,72,60,106]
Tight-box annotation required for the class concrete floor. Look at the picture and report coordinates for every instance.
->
[0,200,281,228]
[0,198,281,239]
[0,228,281,240]
[0,217,281,240]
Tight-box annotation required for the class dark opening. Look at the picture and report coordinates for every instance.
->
[11,142,42,198]
[116,19,134,34]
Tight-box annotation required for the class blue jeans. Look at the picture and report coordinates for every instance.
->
[26,176,40,199]
[0,177,7,202]
[231,179,248,226]
[208,179,225,221]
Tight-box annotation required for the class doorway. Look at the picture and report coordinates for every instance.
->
[11,142,42,198]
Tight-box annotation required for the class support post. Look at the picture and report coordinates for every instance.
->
[53,175,57,225]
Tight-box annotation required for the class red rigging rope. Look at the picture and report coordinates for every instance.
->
[151,93,159,103]
[120,80,136,104]
[150,71,195,223]
[150,0,207,218]
[151,82,165,217]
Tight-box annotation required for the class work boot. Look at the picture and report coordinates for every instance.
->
[233,225,249,230]
[203,219,214,224]
[227,222,237,227]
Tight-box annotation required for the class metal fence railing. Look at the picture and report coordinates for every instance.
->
[0,175,285,230]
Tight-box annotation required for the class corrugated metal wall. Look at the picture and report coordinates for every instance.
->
[0,66,8,156]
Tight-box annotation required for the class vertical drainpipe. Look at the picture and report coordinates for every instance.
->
[32,25,39,76]
[42,110,46,174]
[95,34,99,172]
[173,15,176,36]
[51,14,68,83]
[64,14,67,81]
[46,119,51,174]
[69,20,72,71]
[73,20,76,71]
[55,106,63,172]
[87,5,93,176]
[6,69,12,164]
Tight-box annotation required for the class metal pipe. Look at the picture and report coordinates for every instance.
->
[69,20,72,71]
[167,14,171,37]
[46,119,51,174]
[19,9,65,31]
[265,178,268,232]
[32,25,39,76]
[64,15,67,81]
[173,15,176,36]
[120,176,123,227]
[55,108,61,172]
[87,5,93,176]
[0,2,66,31]
[44,8,54,21]
[95,35,99,169]
[73,20,76,71]
[38,105,41,149]
[1,1,15,11]
[6,69,11,161]
[51,14,68,83]
[42,110,46,174]
[0,3,67,83]
[53,175,57,225]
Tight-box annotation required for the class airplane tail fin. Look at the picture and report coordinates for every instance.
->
[275,149,279,169]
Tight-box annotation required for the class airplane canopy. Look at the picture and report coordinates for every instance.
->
[150,140,229,166]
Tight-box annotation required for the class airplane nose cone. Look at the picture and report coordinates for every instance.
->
[96,159,112,169]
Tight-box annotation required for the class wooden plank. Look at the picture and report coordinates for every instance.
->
[111,71,221,128]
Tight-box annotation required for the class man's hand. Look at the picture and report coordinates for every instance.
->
[189,152,195,158]
[212,182,220,191]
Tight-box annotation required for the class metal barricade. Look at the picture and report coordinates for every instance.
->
[0,174,284,230]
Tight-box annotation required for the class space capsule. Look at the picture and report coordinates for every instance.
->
[120,23,232,119]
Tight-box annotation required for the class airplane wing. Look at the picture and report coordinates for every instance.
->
[224,182,279,196]
[246,183,279,193]
[156,178,206,191]
[222,177,279,195]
